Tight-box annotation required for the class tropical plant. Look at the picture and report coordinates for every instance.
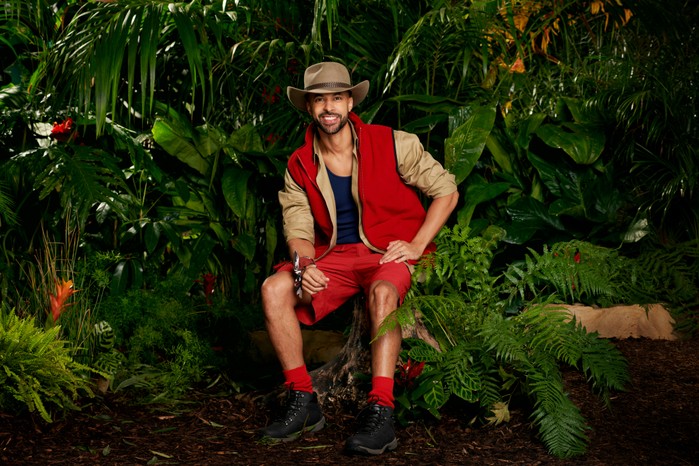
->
[381,225,630,458]
[0,306,100,422]
[584,0,699,243]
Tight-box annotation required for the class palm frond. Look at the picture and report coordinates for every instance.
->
[33,145,129,226]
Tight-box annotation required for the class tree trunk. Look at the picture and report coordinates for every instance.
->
[310,296,440,404]
[310,296,371,404]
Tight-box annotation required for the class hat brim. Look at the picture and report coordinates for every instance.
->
[287,80,370,112]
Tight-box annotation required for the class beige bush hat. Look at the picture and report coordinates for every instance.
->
[287,62,370,111]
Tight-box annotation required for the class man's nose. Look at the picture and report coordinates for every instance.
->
[321,96,335,110]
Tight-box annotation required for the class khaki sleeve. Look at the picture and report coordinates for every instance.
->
[394,130,458,198]
[278,170,315,243]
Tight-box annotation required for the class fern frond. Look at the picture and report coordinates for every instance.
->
[578,333,629,404]
[525,359,590,458]
[478,313,529,363]
[517,302,583,366]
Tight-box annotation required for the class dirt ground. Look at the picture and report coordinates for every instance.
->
[1,337,697,466]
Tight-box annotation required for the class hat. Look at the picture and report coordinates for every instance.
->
[287,62,370,111]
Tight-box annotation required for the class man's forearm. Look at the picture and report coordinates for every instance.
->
[410,191,459,253]
[287,238,316,260]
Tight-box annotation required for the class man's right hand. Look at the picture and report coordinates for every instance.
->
[301,265,329,296]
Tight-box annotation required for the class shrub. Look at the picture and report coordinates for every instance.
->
[383,225,630,458]
[0,307,98,422]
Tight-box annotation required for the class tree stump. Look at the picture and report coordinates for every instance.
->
[309,296,371,404]
[309,296,440,404]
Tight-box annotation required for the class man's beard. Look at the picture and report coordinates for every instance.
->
[313,112,349,135]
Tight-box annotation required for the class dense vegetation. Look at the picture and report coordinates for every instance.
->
[1,0,697,458]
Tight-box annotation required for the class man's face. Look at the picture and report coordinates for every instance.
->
[306,92,353,136]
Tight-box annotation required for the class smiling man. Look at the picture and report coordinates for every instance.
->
[259,61,458,455]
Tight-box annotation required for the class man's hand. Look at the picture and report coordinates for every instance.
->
[301,265,330,295]
[380,240,422,264]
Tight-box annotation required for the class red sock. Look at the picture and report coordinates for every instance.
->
[283,365,313,393]
[368,376,395,408]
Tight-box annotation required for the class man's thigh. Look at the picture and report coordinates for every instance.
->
[311,244,411,322]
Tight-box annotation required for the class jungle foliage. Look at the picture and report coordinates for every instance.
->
[1,0,697,458]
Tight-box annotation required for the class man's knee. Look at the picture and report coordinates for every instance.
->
[368,281,400,319]
[261,273,294,314]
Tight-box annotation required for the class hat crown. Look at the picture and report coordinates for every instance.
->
[287,61,369,111]
[304,62,352,90]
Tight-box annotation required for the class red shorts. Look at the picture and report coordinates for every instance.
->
[275,243,412,325]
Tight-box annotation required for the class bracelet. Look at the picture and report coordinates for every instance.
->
[298,256,316,270]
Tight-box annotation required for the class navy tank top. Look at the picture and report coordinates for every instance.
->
[327,169,361,244]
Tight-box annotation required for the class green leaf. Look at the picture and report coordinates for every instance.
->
[222,167,252,219]
[144,222,160,254]
[152,119,211,175]
[401,114,448,134]
[505,197,566,244]
[457,177,510,227]
[228,124,264,153]
[535,122,605,165]
[232,232,256,262]
[421,379,448,409]
[111,261,128,295]
[389,94,463,114]
[445,105,496,184]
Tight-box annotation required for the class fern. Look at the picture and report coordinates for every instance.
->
[503,238,699,312]
[504,241,628,306]
[526,361,590,458]
[383,226,632,458]
[0,307,98,422]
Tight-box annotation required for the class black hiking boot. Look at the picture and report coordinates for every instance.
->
[345,403,398,455]
[260,390,325,443]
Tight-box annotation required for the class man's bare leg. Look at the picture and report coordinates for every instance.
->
[367,280,402,379]
[260,271,305,371]
[259,271,325,441]
[345,279,401,455]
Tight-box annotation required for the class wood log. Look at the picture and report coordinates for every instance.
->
[310,296,440,404]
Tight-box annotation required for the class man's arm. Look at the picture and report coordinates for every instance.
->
[380,191,458,264]
[287,238,316,262]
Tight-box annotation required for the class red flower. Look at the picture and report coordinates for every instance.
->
[395,359,425,389]
[195,273,217,305]
[265,133,281,145]
[50,117,79,142]
[287,59,299,74]
[262,86,281,104]
[50,279,78,322]
[574,250,581,263]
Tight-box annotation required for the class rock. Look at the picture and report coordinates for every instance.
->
[559,303,677,340]
[249,329,347,366]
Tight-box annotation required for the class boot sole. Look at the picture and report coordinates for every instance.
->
[346,436,398,455]
[261,416,326,443]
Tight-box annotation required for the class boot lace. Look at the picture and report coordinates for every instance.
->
[275,391,307,426]
[356,404,388,434]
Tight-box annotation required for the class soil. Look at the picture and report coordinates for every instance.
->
[1,338,697,466]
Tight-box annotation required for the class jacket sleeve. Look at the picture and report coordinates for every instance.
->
[394,130,458,198]
[278,169,316,243]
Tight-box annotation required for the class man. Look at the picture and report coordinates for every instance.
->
[260,62,458,455]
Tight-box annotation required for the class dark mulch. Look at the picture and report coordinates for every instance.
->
[1,338,697,465]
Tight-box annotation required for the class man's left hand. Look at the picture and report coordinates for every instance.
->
[380,240,422,264]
